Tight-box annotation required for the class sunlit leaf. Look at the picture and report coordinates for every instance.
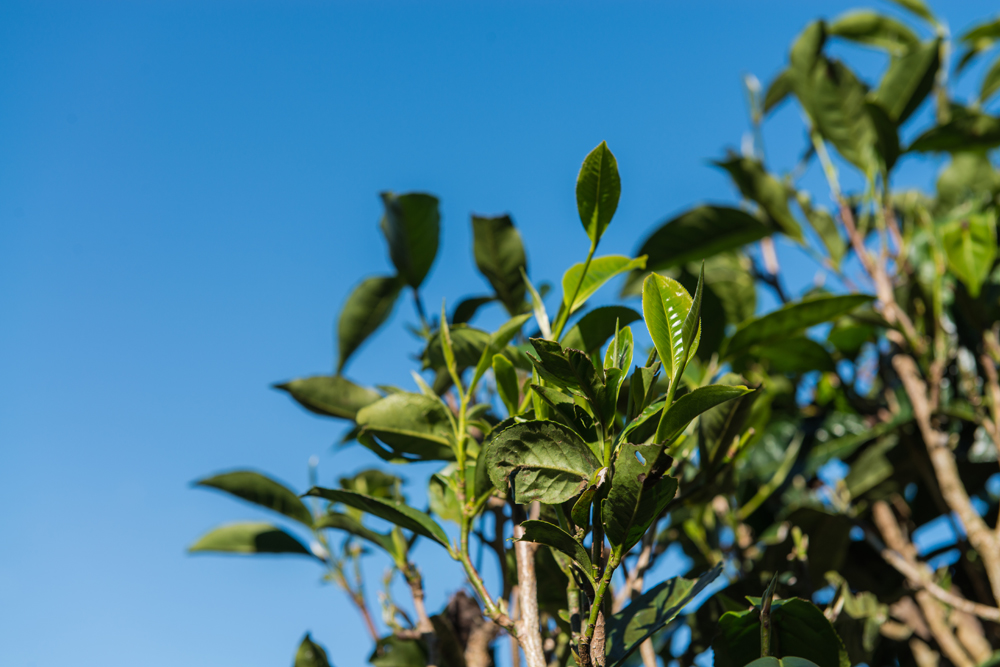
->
[295,633,332,667]
[562,255,647,314]
[657,384,753,445]
[828,10,919,54]
[576,141,621,244]
[939,209,997,298]
[874,39,940,124]
[275,375,381,421]
[642,274,698,385]
[908,105,1000,153]
[356,392,455,461]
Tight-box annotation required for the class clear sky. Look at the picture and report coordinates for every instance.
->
[2,1,998,666]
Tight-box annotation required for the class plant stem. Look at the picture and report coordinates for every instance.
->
[552,240,597,341]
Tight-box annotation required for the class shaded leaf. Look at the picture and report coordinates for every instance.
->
[472,214,527,315]
[714,156,803,242]
[369,635,426,667]
[936,151,1000,214]
[517,519,593,576]
[295,634,332,667]
[315,511,396,555]
[188,522,315,558]
[380,192,440,289]
[657,384,753,445]
[275,375,381,421]
[195,470,313,527]
[493,354,520,417]
[908,105,1000,153]
[604,443,678,554]
[576,141,621,244]
[886,0,935,24]
[485,420,601,504]
[797,195,846,267]
[764,69,793,115]
[561,306,642,354]
[983,55,1000,103]
[747,337,836,374]
[338,275,404,373]
[452,296,495,325]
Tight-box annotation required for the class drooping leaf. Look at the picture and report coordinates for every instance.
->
[562,255,647,314]
[314,511,397,555]
[452,295,495,324]
[874,39,940,124]
[485,420,601,504]
[605,565,725,667]
[713,598,848,667]
[828,10,919,54]
[305,487,453,552]
[725,294,875,359]
[188,522,316,558]
[939,210,998,298]
[195,471,313,527]
[516,519,593,577]
[603,443,678,554]
[356,392,455,461]
[763,69,793,115]
[275,375,382,421]
[379,192,440,289]
[642,274,698,385]
[576,141,621,244]
[982,55,1000,103]
[493,354,520,417]
[295,634,332,667]
[471,214,528,315]
[908,105,1000,153]
[339,468,403,501]
[338,275,405,373]
[561,306,642,354]
[656,384,753,445]
[626,206,772,292]
[714,155,803,242]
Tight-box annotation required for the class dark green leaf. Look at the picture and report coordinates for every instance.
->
[493,354,520,417]
[657,384,753,445]
[576,141,621,244]
[379,192,440,289]
[603,443,678,554]
[714,156,803,242]
[866,101,901,171]
[305,487,453,552]
[369,635,427,667]
[939,210,997,298]
[516,519,593,576]
[275,375,381,421]
[801,57,878,173]
[748,337,836,374]
[356,392,455,461]
[725,294,875,358]
[470,313,533,390]
[561,306,642,354]
[874,39,940,124]
[452,296,495,324]
[828,10,919,54]
[605,565,724,667]
[338,275,404,373]
[195,470,313,527]
[295,634,332,667]
[763,69,793,115]
[485,420,601,504]
[424,325,491,371]
[188,522,315,558]
[908,105,1000,153]
[315,511,397,555]
[472,214,528,315]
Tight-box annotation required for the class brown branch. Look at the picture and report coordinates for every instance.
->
[513,503,546,667]
[404,565,439,667]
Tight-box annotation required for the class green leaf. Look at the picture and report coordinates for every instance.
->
[493,354,520,417]
[305,487,453,553]
[748,337,836,374]
[713,598,848,667]
[528,338,598,393]
[886,0,935,24]
[188,522,316,558]
[338,275,404,373]
[866,101,901,172]
[725,294,875,359]
[626,207,772,293]
[828,10,919,54]
[576,141,621,244]
[471,214,528,315]
[605,324,634,372]
[936,151,1000,214]
[763,69,793,115]
[562,255,647,314]
[314,511,397,555]
[470,313,533,390]
[369,635,427,667]
[642,274,697,385]
[295,634,332,667]
[801,57,878,173]
[908,105,1000,153]
[427,468,466,525]
[452,295,495,324]
[561,306,641,354]
[796,195,846,267]
[874,39,940,124]
[356,392,455,461]
[714,156,803,242]
[982,55,1000,103]
[379,192,440,289]
[939,210,998,298]
[603,443,678,554]
[485,420,601,504]
[424,325,491,371]
[745,659,822,667]
[657,384,753,445]
[699,376,757,467]
[516,519,594,577]
[605,565,724,667]
[275,375,381,421]
[194,470,313,527]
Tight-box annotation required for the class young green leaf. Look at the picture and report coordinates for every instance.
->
[605,565,725,667]
[379,192,440,289]
[874,39,940,124]
[939,210,998,298]
[981,56,1000,103]
[656,384,753,446]
[194,471,314,527]
[562,255,647,314]
[274,375,382,421]
[642,273,696,386]
[470,313,533,390]
[337,275,405,373]
[886,0,935,24]
[516,519,594,579]
[576,141,621,244]
[725,294,875,358]
[828,10,919,54]
[493,353,520,417]
[713,156,804,242]
[763,69,793,115]
[521,267,552,340]
[356,392,456,461]
[424,325,491,371]
[304,487,453,553]
[294,634,332,667]
[485,420,601,504]
[603,443,678,554]
[604,324,634,372]
[561,306,641,354]
[936,151,1000,213]
[471,214,528,315]
[188,522,317,558]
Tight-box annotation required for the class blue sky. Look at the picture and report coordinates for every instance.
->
[2,1,998,666]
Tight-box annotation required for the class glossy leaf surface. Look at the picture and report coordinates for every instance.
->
[576,141,621,244]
